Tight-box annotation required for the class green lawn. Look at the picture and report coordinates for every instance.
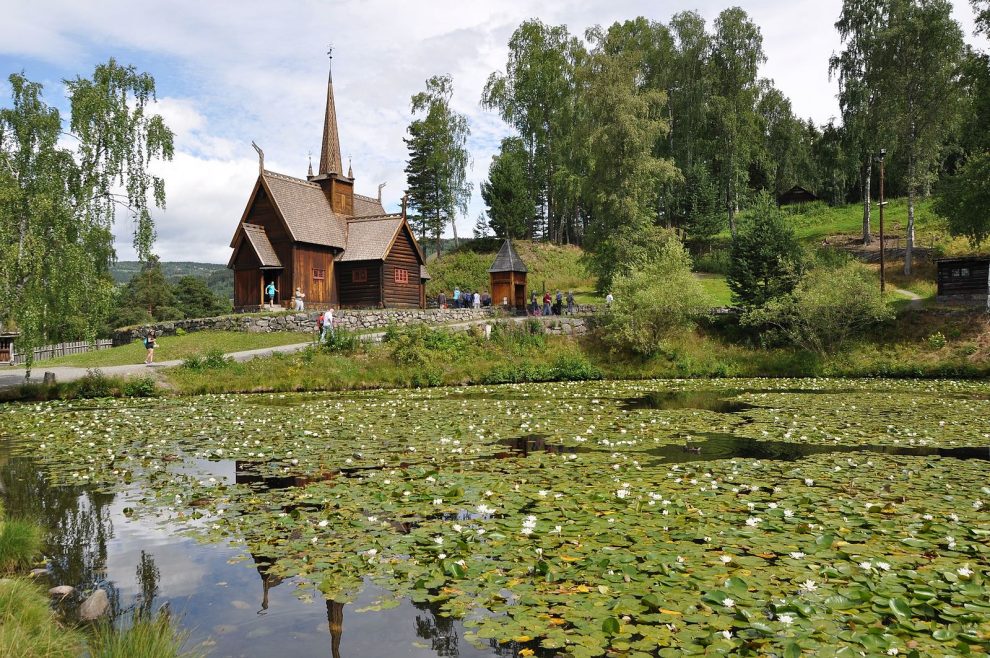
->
[41,331,310,368]
[695,273,734,306]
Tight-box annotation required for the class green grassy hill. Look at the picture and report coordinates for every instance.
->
[425,240,598,302]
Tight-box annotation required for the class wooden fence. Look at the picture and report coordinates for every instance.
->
[11,339,113,365]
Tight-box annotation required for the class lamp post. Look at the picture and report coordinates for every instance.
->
[877,148,887,293]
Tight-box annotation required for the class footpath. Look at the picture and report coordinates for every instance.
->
[0,314,588,390]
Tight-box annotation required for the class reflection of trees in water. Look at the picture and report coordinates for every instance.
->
[136,550,160,618]
[0,454,122,619]
[413,600,460,657]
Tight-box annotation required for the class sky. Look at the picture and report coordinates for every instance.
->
[1,0,987,263]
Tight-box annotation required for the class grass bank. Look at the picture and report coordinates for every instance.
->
[161,311,990,395]
[41,331,308,368]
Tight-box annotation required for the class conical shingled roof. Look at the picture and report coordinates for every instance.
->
[319,61,342,176]
[488,239,527,273]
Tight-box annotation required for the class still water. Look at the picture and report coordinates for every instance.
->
[0,451,515,658]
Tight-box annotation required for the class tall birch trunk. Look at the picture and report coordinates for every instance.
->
[862,159,872,245]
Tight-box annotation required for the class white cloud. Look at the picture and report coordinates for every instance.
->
[4,0,988,261]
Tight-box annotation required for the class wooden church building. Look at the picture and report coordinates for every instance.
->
[228,60,428,310]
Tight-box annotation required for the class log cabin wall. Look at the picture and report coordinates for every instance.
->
[232,240,262,307]
[336,261,382,308]
[244,187,294,305]
[293,245,337,305]
[936,259,990,297]
[383,225,424,308]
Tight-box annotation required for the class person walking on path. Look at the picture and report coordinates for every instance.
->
[321,306,335,343]
[294,287,306,311]
[265,281,278,309]
[453,288,461,308]
[473,291,481,309]
[542,292,552,316]
[438,291,447,310]
[566,291,575,315]
[143,329,157,365]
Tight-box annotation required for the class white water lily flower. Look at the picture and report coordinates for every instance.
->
[721,630,732,639]
[318,520,329,528]
[875,561,891,571]
[804,478,814,486]
[438,553,446,560]
[452,524,463,533]
[799,580,818,592]
[616,488,629,499]
[433,536,444,545]
[745,517,761,527]
[722,597,735,609]
[476,504,495,515]
[783,509,794,518]
[789,552,805,559]
[958,565,974,577]
[859,561,873,570]
[974,499,984,510]
[720,555,733,564]
[778,614,794,625]
[432,498,443,506]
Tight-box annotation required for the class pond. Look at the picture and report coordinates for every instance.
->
[1,378,988,657]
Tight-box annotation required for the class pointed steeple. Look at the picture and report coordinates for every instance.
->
[319,50,343,176]
[347,157,353,179]
[307,153,313,178]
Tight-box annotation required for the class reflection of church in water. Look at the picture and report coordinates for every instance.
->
[235,461,521,658]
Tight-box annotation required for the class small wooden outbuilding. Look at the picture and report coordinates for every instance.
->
[488,240,527,311]
[936,257,990,307]
[777,185,818,206]
[0,331,17,364]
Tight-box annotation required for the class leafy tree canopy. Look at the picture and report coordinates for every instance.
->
[934,151,990,245]
[0,60,173,373]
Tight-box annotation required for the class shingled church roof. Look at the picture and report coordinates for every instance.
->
[240,223,281,267]
[337,215,406,262]
[262,171,347,248]
[488,239,527,273]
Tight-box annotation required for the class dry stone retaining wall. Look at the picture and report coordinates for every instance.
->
[111,306,598,345]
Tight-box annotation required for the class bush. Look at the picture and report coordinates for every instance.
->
[122,376,158,397]
[728,194,805,307]
[480,354,602,384]
[693,248,731,275]
[182,348,231,371]
[743,263,894,355]
[386,325,472,366]
[586,224,683,293]
[489,321,545,351]
[598,241,713,356]
[319,328,359,355]
[76,369,113,398]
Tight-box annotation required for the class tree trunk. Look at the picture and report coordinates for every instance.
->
[450,214,459,249]
[905,186,915,276]
[862,158,872,245]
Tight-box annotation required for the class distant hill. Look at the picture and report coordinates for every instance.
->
[111,261,233,299]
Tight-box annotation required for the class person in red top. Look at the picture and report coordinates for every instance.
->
[542,292,552,316]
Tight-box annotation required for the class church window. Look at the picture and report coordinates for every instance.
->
[313,268,325,281]
[352,268,368,283]
[394,268,409,285]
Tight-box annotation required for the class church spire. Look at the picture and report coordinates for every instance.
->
[319,48,343,176]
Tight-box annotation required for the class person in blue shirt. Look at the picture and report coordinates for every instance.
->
[453,288,461,308]
[265,282,277,308]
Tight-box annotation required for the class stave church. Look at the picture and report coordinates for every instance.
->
[227,59,429,310]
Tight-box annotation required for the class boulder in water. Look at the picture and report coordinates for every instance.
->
[49,585,75,598]
[79,589,109,620]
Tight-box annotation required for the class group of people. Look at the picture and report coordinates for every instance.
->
[529,290,576,316]
[263,282,307,311]
[438,288,491,309]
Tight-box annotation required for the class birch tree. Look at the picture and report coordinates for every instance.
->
[0,60,173,375]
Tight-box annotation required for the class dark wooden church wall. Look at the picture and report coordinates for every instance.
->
[383,226,423,308]
[337,261,382,308]
[244,187,293,304]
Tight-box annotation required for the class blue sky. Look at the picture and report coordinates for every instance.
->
[1,0,986,262]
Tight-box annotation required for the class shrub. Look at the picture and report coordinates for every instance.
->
[743,263,894,355]
[728,194,805,307]
[320,328,359,355]
[926,331,947,350]
[122,377,158,397]
[386,325,472,366]
[76,369,113,398]
[693,248,731,275]
[182,348,231,371]
[586,223,683,293]
[598,241,713,356]
[489,321,545,351]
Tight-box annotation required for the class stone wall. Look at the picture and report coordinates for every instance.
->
[111,306,597,345]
